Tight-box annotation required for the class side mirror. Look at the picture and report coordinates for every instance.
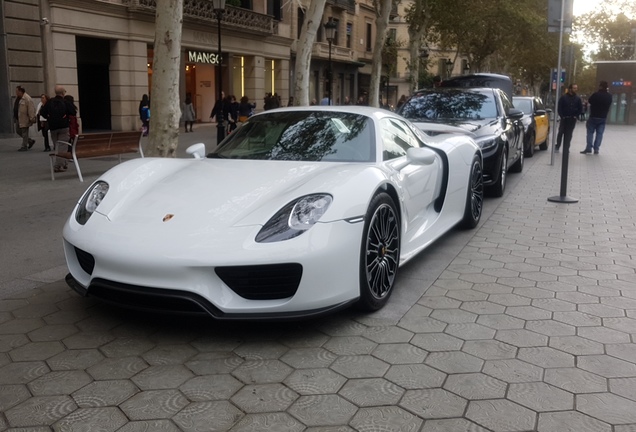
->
[535,109,547,116]
[392,147,437,170]
[507,108,524,120]
[545,108,553,113]
[186,143,206,159]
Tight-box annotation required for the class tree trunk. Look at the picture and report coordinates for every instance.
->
[406,0,431,93]
[293,0,327,106]
[145,0,183,157]
[369,0,393,108]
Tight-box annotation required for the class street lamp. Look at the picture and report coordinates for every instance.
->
[445,59,453,78]
[324,18,337,106]
[463,61,470,75]
[213,0,226,143]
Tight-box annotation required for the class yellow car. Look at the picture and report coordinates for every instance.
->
[513,96,551,157]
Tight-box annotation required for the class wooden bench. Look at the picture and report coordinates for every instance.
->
[49,131,144,182]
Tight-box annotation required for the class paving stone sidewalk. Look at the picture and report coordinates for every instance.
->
[1,124,636,431]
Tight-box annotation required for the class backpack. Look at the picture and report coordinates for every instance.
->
[47,98,69,130]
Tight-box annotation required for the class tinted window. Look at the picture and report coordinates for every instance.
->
[499,90,513,114]
[212,111,375,162]
[399,89,498,121]
[381,118,420,160]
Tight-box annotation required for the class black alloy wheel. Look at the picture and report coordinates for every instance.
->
[510,141,524,173]
[525,132,535,158]
[460,154,484,229]
[489,148,507,197]
[358,193,400,311]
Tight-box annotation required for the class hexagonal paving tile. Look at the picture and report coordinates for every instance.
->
[577,326,631,344]
[461,340,517,360]
[173,400,243,430]
[131,365,194,390]
[46,349,104,371]
[87,356,149,380]
[430,309,478,324]
[323,336,377,356]
[5,395,77,427]
[28,370,92,396]
[72,380,139,407]
[120,389,188,420]
[233,341,289,360]
[445,323,496,340]
[548,335,604,355]
[288,394,357,426]
[494,329,548,347]
[0,384,31,412]
[410,333,463,351]
[537,411,612,432]
[425,351,483,374]
[231,383,298,413]
[284,368,346,395]
[417,296,462,310]
[338,378,403,406]
[553,311,601,327]
[117,420,181,431]
[508,382,573,411]
[398,316,447,333]
[384,364,446,390]
[505,305,553,320]
[10,341,66,361]
[52,407,128,432]
[399,388,467,419]
[525,320,575,336]
[460,301,506,315]
[179,374,242,401]
[0,318,45,335]
[577,393,636,424]
[610,377,636,401]
[28,324,79,342]
[350,407,422,431]
[543,368,607,393]
[443,373,507,400]
[0,361,50,384]
[466,399,536,432]
[476,314,525,330]
[420,418,489,431]
[371,343,427,364]
[607,344,636,363]
[361,326,414,344]
[517,347,575,368]
[232,359,293,384]
[330,355,389,379]
[141,345,197,365]
[578,355,636,378]
[230,412,304,432]
[0,334,29,353]
[280,348,337,369]
[483,359,543,383]
[100,338,155,358]
[62,332,116,350]
[185,352,244,375]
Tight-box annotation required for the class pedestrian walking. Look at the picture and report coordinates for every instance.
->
[13,86,36,152]
[556,83,582,154]
[581,81,613,155]
[36,94,51,151]
[139,94,150,136]
[182,94,196,133]
[39,85,77,172]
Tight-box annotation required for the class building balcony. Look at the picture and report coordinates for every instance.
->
[327,0,356,13]
[125,0,278,35]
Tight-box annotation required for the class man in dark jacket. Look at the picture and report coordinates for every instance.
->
[557,83,582,154]
[581,81,613,155]
[39,85,77,171]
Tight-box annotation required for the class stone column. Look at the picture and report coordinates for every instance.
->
[244,55,265,111]
[110,39,148,131]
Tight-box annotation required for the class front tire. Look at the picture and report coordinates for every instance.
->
[459,154,484,229]
[358,193,400,311]
[524,132,535,158]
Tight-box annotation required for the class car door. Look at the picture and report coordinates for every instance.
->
[380,117,443,240]
[533,97,549,144]
[499,90,523,166]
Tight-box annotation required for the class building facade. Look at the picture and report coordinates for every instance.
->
[595,61,636,125]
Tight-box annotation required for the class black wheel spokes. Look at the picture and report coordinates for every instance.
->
[366,205,399,299]
[471,163,484,220]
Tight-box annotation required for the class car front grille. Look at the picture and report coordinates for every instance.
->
[74,247,95,275]
[215,263,303,300]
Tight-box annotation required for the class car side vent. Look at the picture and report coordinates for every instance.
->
[215,263,303,300]
[74,247,95,275]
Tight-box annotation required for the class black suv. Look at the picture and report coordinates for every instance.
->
[397,87,525,197]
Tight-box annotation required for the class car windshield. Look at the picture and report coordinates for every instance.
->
[400,89,498,121]
[210,111,375,162]
[513,99,532,115]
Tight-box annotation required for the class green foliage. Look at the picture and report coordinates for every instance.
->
[575,7,636,61]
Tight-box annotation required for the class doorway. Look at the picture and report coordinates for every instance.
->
[76,37,112,131]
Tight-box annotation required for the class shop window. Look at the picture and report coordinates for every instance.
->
[268,0,282,20]
[332,18,340,46]
[297,7,305,39]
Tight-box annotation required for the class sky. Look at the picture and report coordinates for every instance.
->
[573,0,594,16]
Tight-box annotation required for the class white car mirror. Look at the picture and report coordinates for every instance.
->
[392,147,436,171]
[186,143,206,159]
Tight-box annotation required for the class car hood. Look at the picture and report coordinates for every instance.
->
[412,118,497,137]
[91,158,380,230]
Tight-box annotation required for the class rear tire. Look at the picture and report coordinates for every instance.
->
[488,148,507,198]
[539,128,549,150]
[358,193,400,311]
[459,154,483,229]
[524,132,535,158]
[510,142,524,173]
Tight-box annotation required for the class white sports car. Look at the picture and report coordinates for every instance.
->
[63,106,483,320]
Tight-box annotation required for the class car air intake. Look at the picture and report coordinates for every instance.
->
[215,263,303,300]
[74,247,95,275]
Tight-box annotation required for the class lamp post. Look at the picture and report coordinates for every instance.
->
[445,59,453,79]
[463,61,470,75]
[213,0,226,144]
[324,18,337,106]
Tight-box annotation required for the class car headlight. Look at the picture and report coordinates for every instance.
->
[256,194,333,243]
[75,181,109,225]
[474,135,498,151]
